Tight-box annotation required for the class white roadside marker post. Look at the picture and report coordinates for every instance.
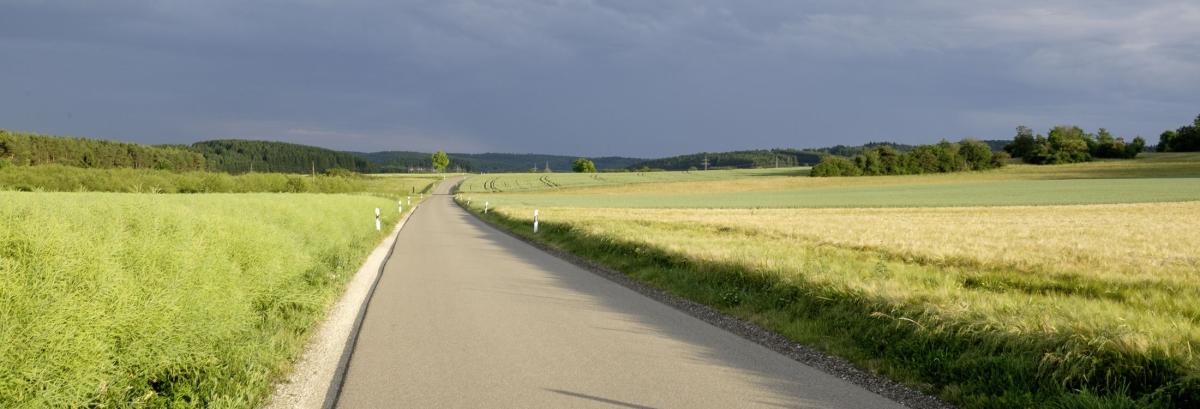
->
[398,200,403,214]
[374,208,381,231]
[407,196,411,206]
[533,209,539,233]
[484,201,489,214]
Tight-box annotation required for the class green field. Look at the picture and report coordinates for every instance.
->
[460,154,1200,408]
[0,190,413,407]
[457,167,805,193]
[460,154,1200,209]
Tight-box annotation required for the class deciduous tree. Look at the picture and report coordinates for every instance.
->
[431,150,450,172]
[572,158,596,173]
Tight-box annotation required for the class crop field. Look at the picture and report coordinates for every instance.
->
[360,174,442,199]
[461,155,1200,408]
[457,167,804,193]
[462,177,1200,209]
[0,191,408,407]
[460,153,1200,209]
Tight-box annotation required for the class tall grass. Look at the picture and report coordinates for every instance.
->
[0,192,403,407]
[467,202,1200,408]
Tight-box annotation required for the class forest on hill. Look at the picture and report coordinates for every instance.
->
[0,129,205,171]
[628,140,1012,171]
[189,140,374,174]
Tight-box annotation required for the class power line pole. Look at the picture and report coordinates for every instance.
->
[702,154,709,171]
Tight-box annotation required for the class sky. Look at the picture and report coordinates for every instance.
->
[1,1,1198,157]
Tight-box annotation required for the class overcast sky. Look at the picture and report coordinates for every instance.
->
[2,1,1198,156]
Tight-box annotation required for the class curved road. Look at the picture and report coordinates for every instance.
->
[335,177,903,408]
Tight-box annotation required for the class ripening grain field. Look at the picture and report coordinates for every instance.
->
[462,156,1200,408]
[0,192,405,408]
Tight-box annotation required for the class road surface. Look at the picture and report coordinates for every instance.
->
[335,176,904,408]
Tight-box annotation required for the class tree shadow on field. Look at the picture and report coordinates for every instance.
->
[452,196,1195,409]
[441,196,890,409]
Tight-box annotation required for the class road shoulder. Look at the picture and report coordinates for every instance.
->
[264,205,419,409]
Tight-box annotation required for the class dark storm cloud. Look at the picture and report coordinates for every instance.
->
[2,0,1197,156]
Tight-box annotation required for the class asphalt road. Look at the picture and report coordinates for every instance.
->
[335,176,904,409]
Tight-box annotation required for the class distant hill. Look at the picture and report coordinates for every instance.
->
[1,130,639,174]
[353,151,644,173]
[629,149,823,171]
[190,140,373,174]
[631,140,1013,171]
[3,129,1015,175]
[351,151,473,173]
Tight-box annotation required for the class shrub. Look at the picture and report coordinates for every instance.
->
[811,156,861,177]
[958,139,995,170]
[286,176,311,192]
[990,151,1011,168]
[324,167,358,178]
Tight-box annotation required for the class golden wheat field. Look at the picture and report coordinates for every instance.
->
[521,202,1200,281]
[489,201,1200,380]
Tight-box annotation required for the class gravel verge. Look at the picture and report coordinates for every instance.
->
[263,205,418,409]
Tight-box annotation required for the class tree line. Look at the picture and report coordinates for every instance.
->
[811,139,1005,177]
[190,140,373,174]
[809,142,917,157]
[628,149,824,171]
[0,129,205,171]
[1004,125,1145,164]
[1156,114,1200,152]
[0,131,377,174]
